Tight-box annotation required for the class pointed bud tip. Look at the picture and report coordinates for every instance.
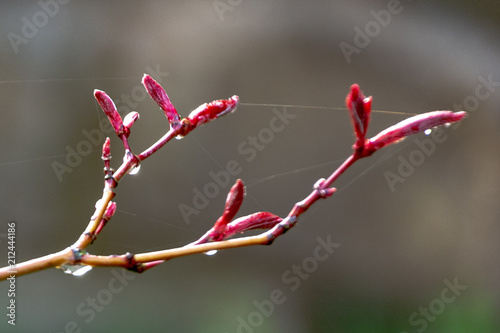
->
[94,89,109,102]
[102,137,111,157]
[142,74,154,86]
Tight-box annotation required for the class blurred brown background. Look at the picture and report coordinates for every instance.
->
[0,1,499,332]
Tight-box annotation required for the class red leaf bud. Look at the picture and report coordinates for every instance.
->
[211,179,246,240]
[222,212,282,239]
[187,95,239,128]
[123,111,140,131]
[346,84,372,145]
[142,74,180,124]
[364,110,467,155]
[94,90,124,137]
[102,137,111,161]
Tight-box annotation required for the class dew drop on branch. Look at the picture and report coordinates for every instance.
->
[60,264,93,277]
[204,250,218,256]
[424,129,432,135]
[128,164,141,175]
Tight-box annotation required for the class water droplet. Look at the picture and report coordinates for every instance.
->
[444,122,451,128]
[204,250,218,256]
[175,135,184,140]
[60,264,93,276]
[128,163,141,175]
[424,129,432,135]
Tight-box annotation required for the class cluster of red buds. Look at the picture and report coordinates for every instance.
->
[345,84,467,158]
[0,75,469,280]
[93,78,467,248]
[93,74,240,180]
[193,84,467,244]
[141,74,239,137]
[191,179,283,245]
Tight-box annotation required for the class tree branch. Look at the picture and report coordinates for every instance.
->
[0,80,467,281]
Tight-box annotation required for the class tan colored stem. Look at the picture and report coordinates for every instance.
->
[0,248,73,280]
[72,189,116,250]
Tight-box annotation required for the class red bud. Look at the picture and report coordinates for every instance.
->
[102,137,111,161]
[187,95,239,128]
[142,74,180,124]
[123,111,140,131]
[94,90,125,137]
[211,179,246,240]
[222,212,283,239]
[364,110,467,155]
[95,201,117,235]
[346,84,372,148]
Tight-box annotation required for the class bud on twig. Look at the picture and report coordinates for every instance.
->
[102,137,111,161]
[123,112,140,132]
[364,110,467,155]
[211,179,246,241]
[94,90,125,137]
[95,201,117,235]
[142,74,180,125]
[346,84,372,149]
[222,212,283,239]
[186,95,239,129]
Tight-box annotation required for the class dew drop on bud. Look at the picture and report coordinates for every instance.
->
[128,164,141,175]
[444,122,451,128]
[175,135,184,140]
[424,129,432,135]
[60,264,93,277]
[204,250,218,256]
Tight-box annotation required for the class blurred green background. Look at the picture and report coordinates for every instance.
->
[0,1,499,332]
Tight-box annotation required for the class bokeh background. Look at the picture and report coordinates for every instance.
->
[1,1,499,332]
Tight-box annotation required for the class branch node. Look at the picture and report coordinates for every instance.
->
[124,252,145,273]
[103,173,118,188]
[84,232,96,244]
[70,247,87,264]
[313,178,336,198]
